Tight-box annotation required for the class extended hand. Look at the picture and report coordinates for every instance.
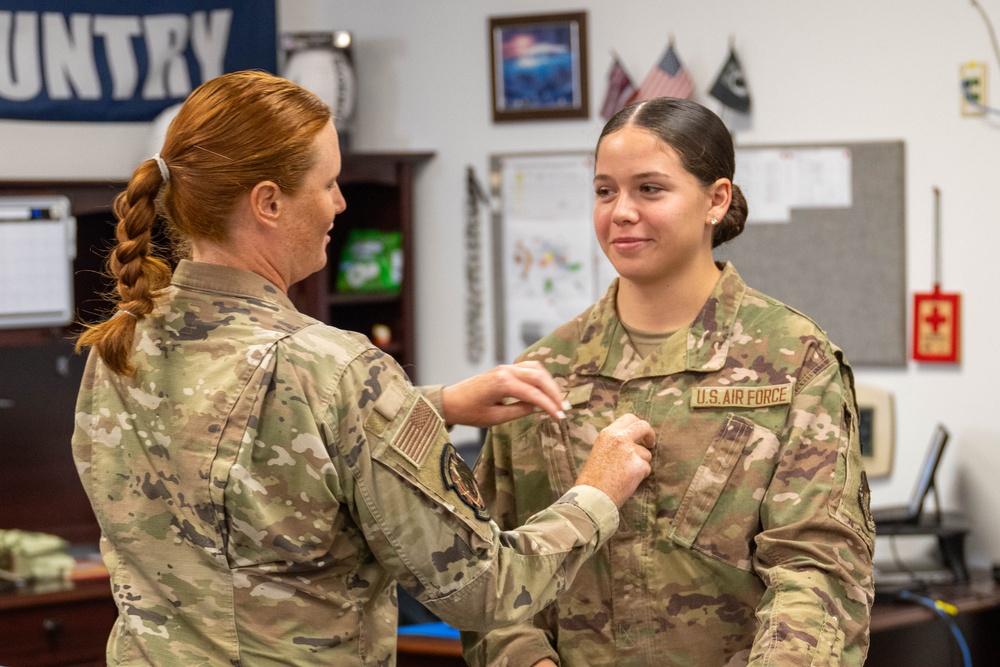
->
[575,413,655,508]
[440,361,569,428]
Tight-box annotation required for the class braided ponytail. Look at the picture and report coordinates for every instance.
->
[76,70,332,376]
[75,158,172,376]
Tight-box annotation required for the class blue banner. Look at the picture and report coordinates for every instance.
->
[0,0,276,121]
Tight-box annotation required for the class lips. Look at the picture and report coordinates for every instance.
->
[611,237,648,251]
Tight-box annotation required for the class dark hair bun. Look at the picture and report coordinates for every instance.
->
[712,184,748,248]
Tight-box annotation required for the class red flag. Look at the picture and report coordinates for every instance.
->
[600,56,636,120]
[631,43,694,103]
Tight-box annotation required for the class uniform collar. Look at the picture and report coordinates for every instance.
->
[171,259,297,311]
[573,262,748,380]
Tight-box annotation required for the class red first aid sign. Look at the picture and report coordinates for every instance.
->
[912,287,961,362]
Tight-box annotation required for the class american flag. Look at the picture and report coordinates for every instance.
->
[600,56,636,120]
[393,399,439,466]
[631,44,694,103]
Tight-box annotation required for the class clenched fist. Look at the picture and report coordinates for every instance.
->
[575,413,655,508]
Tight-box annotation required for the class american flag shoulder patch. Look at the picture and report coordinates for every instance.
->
[391,397,441,467]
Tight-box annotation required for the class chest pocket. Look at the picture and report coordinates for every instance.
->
[669,414,781,570]
[529,383,599,504]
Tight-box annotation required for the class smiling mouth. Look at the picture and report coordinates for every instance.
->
[612,237,647,248]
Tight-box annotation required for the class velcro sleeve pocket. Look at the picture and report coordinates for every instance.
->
[364,378,493,546]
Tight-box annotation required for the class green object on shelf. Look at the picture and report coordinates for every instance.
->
[336,229,402,293]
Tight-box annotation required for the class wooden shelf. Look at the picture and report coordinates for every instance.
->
[328,290,401,306]
[289,152,433,383]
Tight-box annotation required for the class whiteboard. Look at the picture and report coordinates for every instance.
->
[0,196,76,329]
[490,152,615,362]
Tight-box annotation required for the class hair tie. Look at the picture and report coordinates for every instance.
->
[115,309,138,319]
[152,153,171,183]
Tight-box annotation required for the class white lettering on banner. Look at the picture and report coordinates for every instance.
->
[93,15,142,100]
[0,12,42,101]
[190,10,231,82]
[142,14,192,98]
[0,9,233,102]
[43,12,100,100]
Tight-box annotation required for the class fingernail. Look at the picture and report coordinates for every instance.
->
[562,400,572,411]
[556,410,567,420]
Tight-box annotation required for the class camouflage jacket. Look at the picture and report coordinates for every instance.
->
[72,260,620,666]
[462,263,875,667]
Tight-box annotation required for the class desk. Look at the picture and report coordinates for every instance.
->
[397,633,464,667]
[397,623,464,667]
[396,574,1000,666]
[867,571,1000,666]
[0,578,116,667]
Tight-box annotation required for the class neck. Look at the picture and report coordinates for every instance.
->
[616,261,722,332]
[190,237,289,294]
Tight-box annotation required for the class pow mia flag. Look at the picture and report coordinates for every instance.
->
[709,47,751,114]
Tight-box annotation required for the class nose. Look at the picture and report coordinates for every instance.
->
[334,186,347,215]
[611,192,637,225]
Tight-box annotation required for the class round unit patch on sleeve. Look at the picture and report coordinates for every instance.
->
[441,442,491,521]
[859,471,876,532]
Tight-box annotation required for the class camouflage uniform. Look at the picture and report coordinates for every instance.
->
[462,263,875,667]
[72,260,620,667]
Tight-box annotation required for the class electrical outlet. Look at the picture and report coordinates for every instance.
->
[960,61,987,116]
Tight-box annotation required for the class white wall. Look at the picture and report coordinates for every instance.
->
[3,0,998,567]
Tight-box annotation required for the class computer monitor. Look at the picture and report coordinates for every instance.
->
[871,424,949,525]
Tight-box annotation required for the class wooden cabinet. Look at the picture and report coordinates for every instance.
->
[288,152,433,382]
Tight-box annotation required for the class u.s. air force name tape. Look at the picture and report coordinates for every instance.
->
[691,383,793,409]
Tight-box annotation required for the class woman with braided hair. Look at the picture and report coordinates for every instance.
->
[71,70,656,666]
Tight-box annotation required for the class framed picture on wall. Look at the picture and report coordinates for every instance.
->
[488,12,589,122]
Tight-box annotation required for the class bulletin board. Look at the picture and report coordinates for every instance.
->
[490,141,906,367]
[718,140,906,366]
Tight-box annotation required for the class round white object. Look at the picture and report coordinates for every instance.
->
[146,102,183,158]
[283,48,357,129]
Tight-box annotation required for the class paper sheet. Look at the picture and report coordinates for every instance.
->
[735,147,852,224]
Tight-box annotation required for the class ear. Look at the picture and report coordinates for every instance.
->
[248,181,283,230]
[706,178,732,225]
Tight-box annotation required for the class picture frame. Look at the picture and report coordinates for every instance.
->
[856,384,895,479]
[488,12,589,122]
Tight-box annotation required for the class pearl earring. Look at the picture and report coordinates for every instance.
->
[710,217,718,225]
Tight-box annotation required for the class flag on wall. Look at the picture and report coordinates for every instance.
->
[630,42,694,103]
[709,47,751,113]
[599,54,635,120]
[0,0,276,122]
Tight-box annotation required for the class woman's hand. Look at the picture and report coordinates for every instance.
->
[440,361,570,427]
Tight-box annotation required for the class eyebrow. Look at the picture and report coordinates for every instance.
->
[593,170,672,182]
